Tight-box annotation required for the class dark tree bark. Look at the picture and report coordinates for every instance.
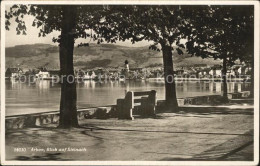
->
[222,56,228,102]
[58,6,79,128]
[161,42,178,111]
[249,59,254,98]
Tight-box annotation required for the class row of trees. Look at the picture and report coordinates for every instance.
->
[185,6,254,101]
[6,5,254,128]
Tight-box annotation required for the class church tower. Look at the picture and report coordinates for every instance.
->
[125,60,129,72]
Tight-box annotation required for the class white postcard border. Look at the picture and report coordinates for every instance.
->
[1,0,259,165]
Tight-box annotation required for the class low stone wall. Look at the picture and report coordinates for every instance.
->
[6,105,116,130]
[179,91,251,106]
[179,95,224,106]
[156,91,251,112]
[228,91,250,99]
[6,91,251,130]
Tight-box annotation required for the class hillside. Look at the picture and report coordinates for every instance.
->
[5,43,221,70]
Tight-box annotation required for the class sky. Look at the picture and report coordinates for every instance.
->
[5,11,152,48]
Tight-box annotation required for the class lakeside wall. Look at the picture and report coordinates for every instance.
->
[5,91,251,130]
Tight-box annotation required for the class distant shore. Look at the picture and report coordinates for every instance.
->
[5,76,251,83]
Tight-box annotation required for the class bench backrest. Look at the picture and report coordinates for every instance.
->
[125,90,156,107]
[117,90,157,119]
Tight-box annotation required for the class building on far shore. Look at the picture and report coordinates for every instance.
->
[198,68,211,77]
[209,65,222,77]
[35,67,50,79]
[5,68,23,78]
[129,67,143,72]
[49,70,60,77]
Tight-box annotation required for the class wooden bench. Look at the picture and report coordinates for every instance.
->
[117,90,157,120]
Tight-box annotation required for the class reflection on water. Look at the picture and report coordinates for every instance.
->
[5,80,251,116]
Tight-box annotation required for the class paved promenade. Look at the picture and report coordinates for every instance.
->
[5,104,254,161]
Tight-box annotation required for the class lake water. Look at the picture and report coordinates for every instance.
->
[5,80,251,116]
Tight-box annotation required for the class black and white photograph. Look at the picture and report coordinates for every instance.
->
[0,0,259,165]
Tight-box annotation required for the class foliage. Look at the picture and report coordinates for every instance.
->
[5,5,254,62]
[184,5,254,66]
[92,5,207,52]
[5,5,107,45]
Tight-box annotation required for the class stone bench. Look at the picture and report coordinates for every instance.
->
[117,90,156,120]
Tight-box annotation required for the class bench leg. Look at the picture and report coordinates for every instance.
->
[141,101,155,116]
[117,99,124,119]
[119,107,134,120]
[146,104,155,116]
[117,99,134,120]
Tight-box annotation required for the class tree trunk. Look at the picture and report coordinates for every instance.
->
[58,6,79,128]
[249,60,254,98]
[161,43,178,111]
[222,56,228,102]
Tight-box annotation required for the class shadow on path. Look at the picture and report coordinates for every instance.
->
[177,106,253,116]
[15,153,70,161]
[80,125,253,136]
[159,130,254,161]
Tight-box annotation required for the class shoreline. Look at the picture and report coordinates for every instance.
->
[5,91,252,130]
[5,76,251,83]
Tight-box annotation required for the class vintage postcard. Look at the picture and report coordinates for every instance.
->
[1,0,259,165]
